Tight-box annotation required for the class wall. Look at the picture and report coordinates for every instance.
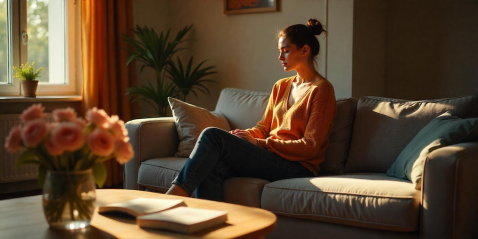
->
[133,0,354,117]
[133,0,170,118]
[385,0,478,100]
[353,0,478,100]
[352,0,386,98]
[327,0,354,99]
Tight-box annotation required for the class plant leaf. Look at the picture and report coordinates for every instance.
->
[15,148,52,169]
[92,162,107,188]
[38,165,47,187]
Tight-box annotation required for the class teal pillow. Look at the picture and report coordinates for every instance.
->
[386,112,478,190]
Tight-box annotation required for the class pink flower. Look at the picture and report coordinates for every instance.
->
[5,126,22,152]
[52,108,77,122]
[21,119,48,148]
[45,139,64,156]
[87,128,114,156]
[20,104,46,123]
[114,139,134,165]
[86,107,110,129]
[109,115,128,141]
[50,122,85,151]
[48,122,59,132]
[72,118,87,130]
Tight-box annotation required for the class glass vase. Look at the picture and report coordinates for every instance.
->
[42,169,96,230]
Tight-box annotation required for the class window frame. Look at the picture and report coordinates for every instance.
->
[0,0,80,96]
[0,0,20,95]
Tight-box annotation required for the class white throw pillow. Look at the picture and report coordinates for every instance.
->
[168,97,231,157]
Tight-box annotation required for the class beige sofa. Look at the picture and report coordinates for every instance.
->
[125,88,478,239]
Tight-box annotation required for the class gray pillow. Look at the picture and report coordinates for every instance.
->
[387,112,478,189]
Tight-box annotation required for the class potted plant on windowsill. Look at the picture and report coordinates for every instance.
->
[13,62,43,97]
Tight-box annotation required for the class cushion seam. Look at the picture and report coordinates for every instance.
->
[271,210,417,230]
[226,181,269,186]
[264,186,419,199]
[225,88,271,96]
[361,95,477,103]
[141,162,182,172]
[137,182,169,191]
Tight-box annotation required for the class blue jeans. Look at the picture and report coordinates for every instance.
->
[172,127,314,201]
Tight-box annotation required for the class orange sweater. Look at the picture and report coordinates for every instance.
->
[245,76,337,176]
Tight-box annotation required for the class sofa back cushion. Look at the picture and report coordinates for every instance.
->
[215,88,270,130]
[320,98,357,175]
[345,95,478,173]
[215,88,357,175]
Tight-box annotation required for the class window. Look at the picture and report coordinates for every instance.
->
[0,0,79,96]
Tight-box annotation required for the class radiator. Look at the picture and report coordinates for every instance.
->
[0,114,40,183]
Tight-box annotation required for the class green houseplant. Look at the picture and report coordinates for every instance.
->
[13,62,43,97]
[123,25,217,117]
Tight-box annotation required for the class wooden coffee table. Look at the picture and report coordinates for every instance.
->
[0,189,276,239]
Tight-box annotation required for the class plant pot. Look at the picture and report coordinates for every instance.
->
[21,80,39,97]
[42,169,97,230]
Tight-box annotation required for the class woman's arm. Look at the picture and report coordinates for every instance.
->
[258,83,336,161]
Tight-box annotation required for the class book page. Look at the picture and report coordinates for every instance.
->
[139,207,227,225]
[99,198,185,216]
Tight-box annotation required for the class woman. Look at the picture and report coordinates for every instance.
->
[166,19,337,201]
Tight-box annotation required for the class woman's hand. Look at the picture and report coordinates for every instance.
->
[230,129,257,145]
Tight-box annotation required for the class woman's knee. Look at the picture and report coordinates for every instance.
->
[200,127,226,139]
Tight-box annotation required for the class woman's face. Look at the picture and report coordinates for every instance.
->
[278,36,304,72]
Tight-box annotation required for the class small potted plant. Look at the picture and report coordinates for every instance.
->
[13,62,43,97]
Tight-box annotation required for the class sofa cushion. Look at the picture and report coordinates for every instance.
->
[138,157,269,208]
[137,157,188,191]
[321,98,357,175]
[261,173,421,232]
[224,177,270,208]
[214,88,270,130]
[215,88,357,175]
[345,95,478,173]
[169,97,231,157]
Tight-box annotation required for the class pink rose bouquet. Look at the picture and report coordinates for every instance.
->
[4,104,134,188]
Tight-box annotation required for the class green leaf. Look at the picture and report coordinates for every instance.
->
[166,56,217,101]
[92,162,107,188]
[121,24,198,116]
[16,148,52,169]
[38,165,47,187]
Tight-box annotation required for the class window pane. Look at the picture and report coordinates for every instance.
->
[27,0,49,83]
[0,0,7,84]
[27,0,65,84]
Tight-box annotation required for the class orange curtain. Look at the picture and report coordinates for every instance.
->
[81,0,137,187]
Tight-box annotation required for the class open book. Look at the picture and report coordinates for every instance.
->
[137,207,228,234]
[98,198,186,217]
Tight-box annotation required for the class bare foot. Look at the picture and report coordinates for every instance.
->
[165,184,189,197]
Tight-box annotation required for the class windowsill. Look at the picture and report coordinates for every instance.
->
[0,95,82,103]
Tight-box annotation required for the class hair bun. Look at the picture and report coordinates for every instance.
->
[306,19,325,35]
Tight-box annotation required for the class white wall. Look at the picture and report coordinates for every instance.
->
[133,0,354,117]
[327,0,354,99]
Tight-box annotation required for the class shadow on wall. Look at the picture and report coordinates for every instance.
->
[352,0,478,100]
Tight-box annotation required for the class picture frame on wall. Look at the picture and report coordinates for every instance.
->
[224,0,279,15]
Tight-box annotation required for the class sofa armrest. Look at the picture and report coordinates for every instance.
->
[421,141,478,239]
[124,117,179,190]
